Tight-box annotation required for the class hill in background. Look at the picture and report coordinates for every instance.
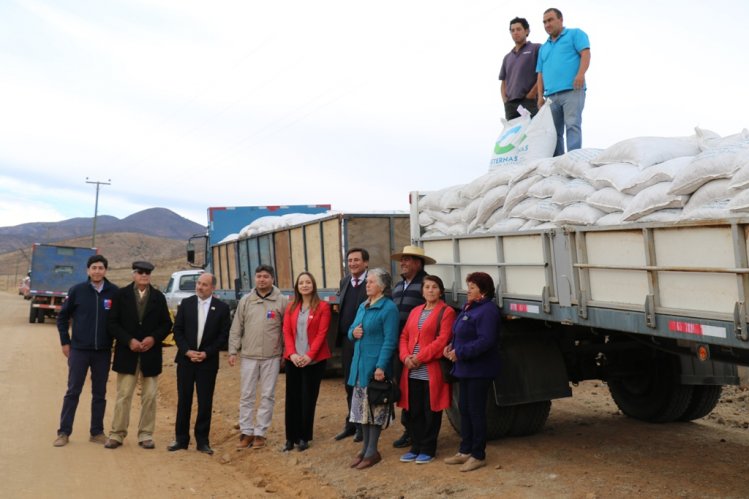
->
[0,208,205,254]
[0,209,207,292]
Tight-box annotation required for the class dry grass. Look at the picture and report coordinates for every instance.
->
[0,232,205,291]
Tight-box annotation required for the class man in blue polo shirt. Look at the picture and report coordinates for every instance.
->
[536,7,591,156]
[499,17,540,120]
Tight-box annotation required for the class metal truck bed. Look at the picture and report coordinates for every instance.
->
[419,219,749,354]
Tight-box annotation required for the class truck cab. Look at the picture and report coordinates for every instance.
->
[164,269,203,313]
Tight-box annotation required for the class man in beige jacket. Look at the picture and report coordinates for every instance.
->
[228,264,289,449]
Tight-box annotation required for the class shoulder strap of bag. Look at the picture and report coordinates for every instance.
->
[434,305,446,338]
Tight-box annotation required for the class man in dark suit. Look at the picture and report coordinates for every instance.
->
[334,247,369,442]
[168,273,230,455]
[104,261,172,450]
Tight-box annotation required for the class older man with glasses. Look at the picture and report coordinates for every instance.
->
[104,261,172,450]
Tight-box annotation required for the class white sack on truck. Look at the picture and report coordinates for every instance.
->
[488,102,556,170]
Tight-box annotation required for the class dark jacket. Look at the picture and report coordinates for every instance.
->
[173,295,231,372]
[451,298,501,379]
[392,269,428,330]
[108,282,173,377]
[57,278,119,350]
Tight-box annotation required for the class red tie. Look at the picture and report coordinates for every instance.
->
[353,277,360,287]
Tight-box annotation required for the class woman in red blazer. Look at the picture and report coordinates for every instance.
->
[282,271,332,452]
[397,275,456,464]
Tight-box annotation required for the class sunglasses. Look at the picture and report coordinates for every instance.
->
[135,269,152,275]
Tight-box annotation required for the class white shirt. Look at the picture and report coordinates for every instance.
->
[197,296,212,348]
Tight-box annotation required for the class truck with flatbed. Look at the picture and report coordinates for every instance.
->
[173,205,331,311]
[410,191,749,438]
[27,243,97,324]
[184,210,410,369]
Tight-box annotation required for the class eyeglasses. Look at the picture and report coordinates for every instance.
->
[135,269,152,275]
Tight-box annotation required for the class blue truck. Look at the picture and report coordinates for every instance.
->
[27,243,97,324]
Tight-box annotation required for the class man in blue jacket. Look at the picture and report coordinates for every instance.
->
[54,255,118,447]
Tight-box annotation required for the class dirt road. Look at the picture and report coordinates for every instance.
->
[1,291,749,498]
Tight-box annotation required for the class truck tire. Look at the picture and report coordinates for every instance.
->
[446,382,515,440]
[29,306,36,324]
[608,354,693,423]
[678,385,722,421]
[508,400,552,436]
[37,309,46,323]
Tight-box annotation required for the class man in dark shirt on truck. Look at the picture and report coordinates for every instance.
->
[499,16,540,120]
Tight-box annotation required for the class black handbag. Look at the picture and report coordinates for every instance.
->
[367,375,395,428]
[367,376,395,406]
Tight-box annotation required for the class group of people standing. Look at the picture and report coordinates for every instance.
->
[333,246,502,472]
[53,245,503,473]
[499,7,591,156]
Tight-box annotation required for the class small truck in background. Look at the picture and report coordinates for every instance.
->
[27,244,97,324]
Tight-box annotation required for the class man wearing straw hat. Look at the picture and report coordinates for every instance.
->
[390,245,436,449]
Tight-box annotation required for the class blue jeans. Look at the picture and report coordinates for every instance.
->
[58,348,111,436]
[549,88,586,156]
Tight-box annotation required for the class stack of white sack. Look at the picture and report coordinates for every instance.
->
[237,211,337,239]
[419,127,749,238]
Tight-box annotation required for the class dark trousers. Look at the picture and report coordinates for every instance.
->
[407,378,442,456]
[458,377,492,460]
[504,98,538,120]
[58,348,111,436]
[285,360,326,442]
[342,337,356,428]
[175,362,218,446]
[393,354,410,431]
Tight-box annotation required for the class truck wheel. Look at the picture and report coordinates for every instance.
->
[446,382,515,440]
[678,385,722,421]
[37,309,46,323]
[29,306,37,324]
[508,400,552,436]
[608,354,693,423]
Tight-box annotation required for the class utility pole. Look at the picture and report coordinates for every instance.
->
[86,178,111,247]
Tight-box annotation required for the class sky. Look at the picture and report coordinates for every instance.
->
[1,0,747,228]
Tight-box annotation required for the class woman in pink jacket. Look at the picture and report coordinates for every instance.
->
[397,275,456,464]
[282,272,332,452]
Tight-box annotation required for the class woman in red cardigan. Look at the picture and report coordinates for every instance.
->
[396,275,456,464]
[282,272,332,452]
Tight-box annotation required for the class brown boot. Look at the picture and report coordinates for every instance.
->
[252,436,266,449]
[459,456,486,472]
[443,452,470,465]
[236,434,254,449]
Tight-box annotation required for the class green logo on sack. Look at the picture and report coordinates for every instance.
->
[494,125,526,155]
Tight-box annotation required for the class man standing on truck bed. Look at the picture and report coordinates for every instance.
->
[228,264,289,450]
[390,245,436,449]
[499,16,540,120]
[53,255,118,447]
[536,7,591,156]
[105,261,173,450]
[334,248,370,443]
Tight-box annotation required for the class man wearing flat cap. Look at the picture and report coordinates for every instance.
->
[104,261,172,450]
[389,245,436,449]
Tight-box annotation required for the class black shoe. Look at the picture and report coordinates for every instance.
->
[334,426,356,441]
[393,432,412,448]
[197,443,214,455]
[297,440,309,452]
[353,426,363,443]
[282,440,295,452]
[167,441,188,452]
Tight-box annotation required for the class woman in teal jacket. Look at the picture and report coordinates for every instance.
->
[347,267,399,470]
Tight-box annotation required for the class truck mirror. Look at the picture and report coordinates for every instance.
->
[187,242,195,264]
